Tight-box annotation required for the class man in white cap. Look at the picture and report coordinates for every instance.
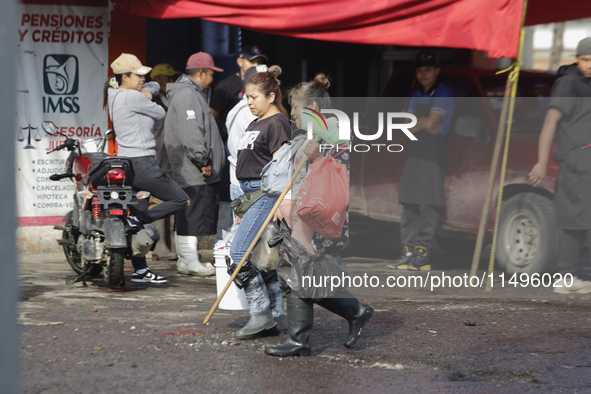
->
[529,37,591,293]
[210,45,268,245]
[164,52,226,276]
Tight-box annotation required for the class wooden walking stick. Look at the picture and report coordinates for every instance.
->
[203,158,308,325]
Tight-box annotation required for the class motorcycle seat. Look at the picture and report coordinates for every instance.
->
[88,156,134,189]
[86,153,109,172]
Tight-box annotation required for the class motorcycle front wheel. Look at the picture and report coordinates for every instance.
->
[62,229,103,277]
[104,249,125,287]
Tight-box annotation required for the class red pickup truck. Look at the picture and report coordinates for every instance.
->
[349,67,559,274]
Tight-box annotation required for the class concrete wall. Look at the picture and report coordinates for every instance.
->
[16,225,215,263]
[16,226,63,256]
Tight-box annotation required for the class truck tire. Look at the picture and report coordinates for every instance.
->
[62,229,103,277]
[496,193,558,274]
[104,249,125,287]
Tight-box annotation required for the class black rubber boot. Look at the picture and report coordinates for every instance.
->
[316,291,374,348]
[264,296,313,357]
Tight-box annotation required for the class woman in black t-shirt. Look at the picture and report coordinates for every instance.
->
[230,66,290,338]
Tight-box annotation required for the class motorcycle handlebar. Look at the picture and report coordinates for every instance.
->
[47,139,76,154]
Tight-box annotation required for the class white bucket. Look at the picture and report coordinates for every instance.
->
[213,247,249,310]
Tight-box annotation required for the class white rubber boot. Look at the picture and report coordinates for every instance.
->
[175,233,215,277]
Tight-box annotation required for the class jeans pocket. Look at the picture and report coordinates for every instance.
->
[241,180,261,193]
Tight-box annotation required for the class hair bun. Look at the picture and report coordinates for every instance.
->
[267,65,282,79]
[313,73,330,90]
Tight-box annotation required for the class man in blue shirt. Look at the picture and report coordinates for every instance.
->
[388,51,454,271]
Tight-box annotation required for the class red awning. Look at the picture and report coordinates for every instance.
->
[525,0,591,26]
[116,0,591,59]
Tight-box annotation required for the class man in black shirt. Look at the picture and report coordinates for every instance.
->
[529,37,591,294]
[210,45,268,141]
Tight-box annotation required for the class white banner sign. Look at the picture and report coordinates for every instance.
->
[16,3,109,226]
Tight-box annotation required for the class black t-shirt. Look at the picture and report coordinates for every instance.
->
[210,74,242,141]
[236,113,290,181]
[549,64,591,163]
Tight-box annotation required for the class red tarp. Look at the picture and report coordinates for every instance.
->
[115,0,591,59]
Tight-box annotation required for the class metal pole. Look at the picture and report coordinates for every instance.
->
[0,0,20,392]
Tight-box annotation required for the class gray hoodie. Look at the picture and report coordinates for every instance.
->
[164,74,225,187]
[107,82,164,157]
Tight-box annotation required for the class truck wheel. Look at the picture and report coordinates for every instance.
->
[104,249,125,287]
[62,229,103,277]
[496,193,558,274]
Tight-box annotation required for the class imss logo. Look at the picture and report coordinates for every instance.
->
[44,54,78,94]
[43,54,80,113]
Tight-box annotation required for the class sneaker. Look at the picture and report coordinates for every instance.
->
[406,258,431,271]
[406,246,431,271]
[553,276,591,294]
[131,268,167,284]
[388,246,414,269]
[126,215,143,229]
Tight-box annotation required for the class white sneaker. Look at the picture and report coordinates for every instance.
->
[131,268,167,284]
[553,276,591,294]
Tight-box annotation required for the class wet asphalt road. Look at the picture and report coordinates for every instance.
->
[18,245,591,394]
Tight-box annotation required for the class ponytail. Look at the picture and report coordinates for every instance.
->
[102,73,130,112]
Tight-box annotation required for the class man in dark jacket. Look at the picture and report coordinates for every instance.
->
[209,45,267,140]
[164,52,225,276]
[529,37,591,294]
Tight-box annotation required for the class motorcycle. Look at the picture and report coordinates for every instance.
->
[42,121,159,287]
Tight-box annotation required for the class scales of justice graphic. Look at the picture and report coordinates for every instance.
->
[18,124,41,149]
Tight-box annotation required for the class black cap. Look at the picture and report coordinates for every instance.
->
[243,64,268,82]
[415,51,439,67]
[239,45,268,62]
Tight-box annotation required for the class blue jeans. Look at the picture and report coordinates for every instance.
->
[230,180,277,264]
[230,180,283,317]
[229,184,245,232]
[230,183,244,200]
